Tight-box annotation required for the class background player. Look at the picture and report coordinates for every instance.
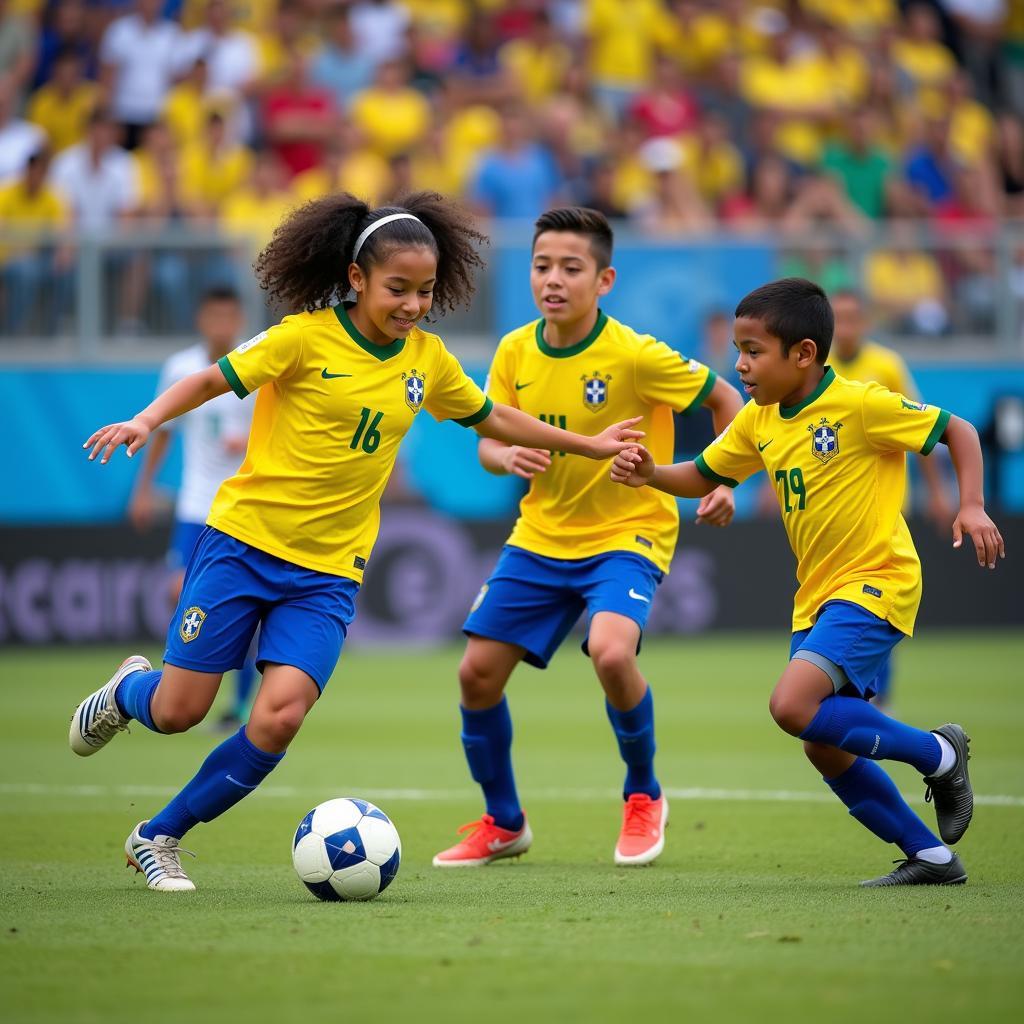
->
[68,191,647,893]
[611,278,1004,887]
[129,286,257,730]
[433,207,743,869]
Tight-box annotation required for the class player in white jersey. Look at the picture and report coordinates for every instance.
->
[129,287,256,728]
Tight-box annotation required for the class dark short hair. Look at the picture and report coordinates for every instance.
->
[735,277,833,363]
[532,207,613,269]
[199,285,241,306]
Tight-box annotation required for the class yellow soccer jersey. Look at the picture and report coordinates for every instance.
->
[488,311,716,573]
[210,305,492,582]
[829,339,915,397]
[696,368,949,636]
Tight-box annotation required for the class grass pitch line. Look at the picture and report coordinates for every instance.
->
[1,781,1022,807]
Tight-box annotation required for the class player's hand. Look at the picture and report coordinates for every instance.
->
[695,484,734,527]
[610,445,655,487]
[128,486,155,531]
[84,417,151,464]
[589,417,645,459]
[501,445,552,480]
[952,503,1005,569]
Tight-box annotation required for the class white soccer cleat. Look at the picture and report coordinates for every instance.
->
[125,821,196,892]
[69,655,151,757]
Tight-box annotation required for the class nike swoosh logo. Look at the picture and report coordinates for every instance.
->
[487,836,519,852]
[514,381,533,390]
[225,775,259,790]
[758,440,773,451]
[628,588,650,603]
[322,369,353,379]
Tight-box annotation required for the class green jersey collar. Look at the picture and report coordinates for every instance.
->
[779,366,836,419]
[333,302,407,361]
[535,309,608,358]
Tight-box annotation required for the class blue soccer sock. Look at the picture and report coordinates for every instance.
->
[460,698,523,832]
[825,757,943,857]
[606,687,661,801]
[114,670,162,733]
[800,695,942,776]
[233,658,258,719]
[141,726,284,840]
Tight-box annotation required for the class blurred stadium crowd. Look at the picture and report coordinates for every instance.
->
[1,0,1024,339]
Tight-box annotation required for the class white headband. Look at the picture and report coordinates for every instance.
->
[352,213,424,262]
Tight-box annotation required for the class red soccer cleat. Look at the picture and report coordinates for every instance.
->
[614,793,668,865]
[432,813,532,868]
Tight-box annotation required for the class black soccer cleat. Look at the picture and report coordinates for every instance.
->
[923,724,973,845]
[860,853,967,888]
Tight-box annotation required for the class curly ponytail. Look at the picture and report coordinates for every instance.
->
[254,190,487,315]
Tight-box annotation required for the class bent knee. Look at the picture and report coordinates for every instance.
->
[458,654,506,705]
[768,691,814,737]
[254,702,307,749]
[589,641,635,684]
[155,704,207,734]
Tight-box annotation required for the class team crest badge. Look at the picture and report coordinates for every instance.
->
[179,606,207,644]
[809,417,843,465]
[402,369,425,412]
[581,371,612,412]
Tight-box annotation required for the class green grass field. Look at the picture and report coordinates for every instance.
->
[2,633,1023,1024]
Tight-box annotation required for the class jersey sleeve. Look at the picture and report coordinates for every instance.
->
[218,319,303,398]
[424,342,493,427]
[634,338,717,414]
[483,336,517,407]
[694,402,763,486]
[861,383,951,456]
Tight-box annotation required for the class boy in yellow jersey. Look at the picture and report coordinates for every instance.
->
[828,288,954,704]
[69,192,645,894]
[612,278,1005,887]
[433,208,743,869]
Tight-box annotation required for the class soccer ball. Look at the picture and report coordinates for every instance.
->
[292,798,402,902]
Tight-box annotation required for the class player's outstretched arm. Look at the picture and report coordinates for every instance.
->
[942,414,1005,569]
[84,364,232,464]
[610,446,717,498]
[475,403,644,460]
[477,437,552,480]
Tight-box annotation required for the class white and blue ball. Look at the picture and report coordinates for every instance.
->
[292,798,401,902]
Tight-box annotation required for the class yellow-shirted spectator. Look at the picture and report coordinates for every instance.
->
[864,239,948,334]
[349,60,433,159]
[163,60,221,150]
[892,4,956,90]
[801,0,897,38]
[540,67,614,160]
[179,0,276,32]
[405,124,464,197]
[180,112,253,216]
[740,27,836,165]
[585,0,674,105]
[815,24,870,108]
[220,151,296,252]
[257,3,321,86]
[679,114,743,207]
[26,50,99,153]
[132,123,184,211]
[292,128,393,206]
[403,0,469,36]
[927,74,997,166]
[498,11,572,106]
[444,102,501,172]
[607,121,659,214]
[0,150,71,333]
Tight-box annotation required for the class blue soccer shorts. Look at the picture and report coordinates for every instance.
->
[167,518,205,572]
[463,546,664,669]
[790,600,906,699]
[164,527,358,692]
